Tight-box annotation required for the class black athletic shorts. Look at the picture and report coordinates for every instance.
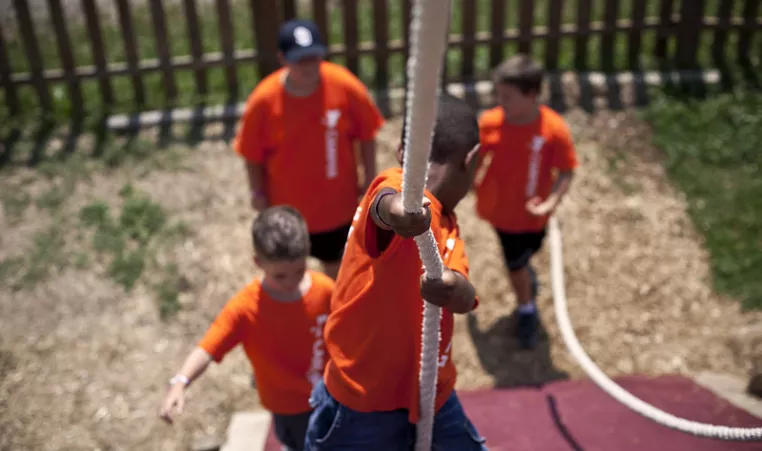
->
[273,410,313,451]
[309,223,352,263]
[495,228,546,271]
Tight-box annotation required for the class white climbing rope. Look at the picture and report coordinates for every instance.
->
[549,215,762,441]
[400,1,452,450]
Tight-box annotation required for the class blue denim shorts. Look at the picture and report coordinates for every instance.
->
[304,380,488,451]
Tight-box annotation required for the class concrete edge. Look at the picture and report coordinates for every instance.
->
[694,371,762,420]
[219,410,272,451]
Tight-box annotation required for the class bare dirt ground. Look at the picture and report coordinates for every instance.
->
[2,106,761,450]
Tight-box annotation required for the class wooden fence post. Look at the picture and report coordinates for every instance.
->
[252,0,281,78]
[675,0,705,69]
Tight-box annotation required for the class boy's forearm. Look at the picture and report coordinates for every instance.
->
[176,347,213,387]
[547,171,573,206]
[448,271,477,314]
[359,140,377,186]
[370,188,397,230]
[244,161,266,195]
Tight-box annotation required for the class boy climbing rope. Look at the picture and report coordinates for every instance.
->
[474,54,578,349]
[303,93,487,450]
[158,206,333,451]
[233,19,385,280]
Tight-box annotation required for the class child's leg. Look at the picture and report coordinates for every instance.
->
[431,389,488,450]
[495,229,546,349]
[308,224,352,280]
[273,411,314,451]
[304,380,410,450]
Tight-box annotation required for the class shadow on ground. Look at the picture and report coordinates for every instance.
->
[467,309,570,389]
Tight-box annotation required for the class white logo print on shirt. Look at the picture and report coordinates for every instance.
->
[324,109,341,179]
[526,135,545,197]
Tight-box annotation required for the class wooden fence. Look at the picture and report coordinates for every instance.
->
[0,0,760,120]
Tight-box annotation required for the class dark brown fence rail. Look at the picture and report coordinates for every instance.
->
[0,0,760,121]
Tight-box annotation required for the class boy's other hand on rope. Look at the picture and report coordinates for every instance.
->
[420,269,477,314]
[375,191,432,238]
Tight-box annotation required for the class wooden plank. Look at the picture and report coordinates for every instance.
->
[545,0,563,70]
[518,0,534,54]
[12,0,52,110]
[115,0,146,105]
[342,0,359,74]
[282,0,297,21]
[0,25,20,116]
[628,0,647,69]
[372,0,389,90]
[252,0,280,77]
[216,0,238,99]
[402,0,412,90]
[312,0,329,46]
[574,0,591,69]
[81,0,113,104]
[182,0,208,97]
[47,0,82,115]
[601,0,620,71]
[489,0,506,70]
[675,0,705,69]
[106,69,725,131]
[737,0,760,62]
[10,16,757,87]
[460,0,477,80]
[711,0,735,64]
[147,0,177,103]
[655,0,675,60]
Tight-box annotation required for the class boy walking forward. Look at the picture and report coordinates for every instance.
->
[475,54,579,349]
[159,206,333,451]
[304,93,488,450]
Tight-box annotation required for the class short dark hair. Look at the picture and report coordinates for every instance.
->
[401,92,480,164]
[251,206,310,261]
[492,54,544,95]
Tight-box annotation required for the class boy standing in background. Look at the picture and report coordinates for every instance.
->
[474,54,578,349]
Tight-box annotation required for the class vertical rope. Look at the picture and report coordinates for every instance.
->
[400,0,452,450]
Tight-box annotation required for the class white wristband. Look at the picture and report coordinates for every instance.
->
[169,374,190,386]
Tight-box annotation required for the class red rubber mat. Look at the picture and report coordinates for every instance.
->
[264,374,762,450]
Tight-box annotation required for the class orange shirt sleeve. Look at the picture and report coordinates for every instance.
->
[197,294,247,362]
[551,121,579,172]
[233,90,270,164]
[343,74,385,142]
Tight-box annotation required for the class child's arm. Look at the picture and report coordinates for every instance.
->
[159,347,213,424]
[370,189,432,251]
[420,269,476,314]
[538,169,574,212]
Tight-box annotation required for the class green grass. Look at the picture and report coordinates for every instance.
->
[642,84,762,310]
[0,138,191,319]
[2,0,758,129]
[78,183,188,318]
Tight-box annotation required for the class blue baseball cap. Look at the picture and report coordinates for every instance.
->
[278,19,327,63]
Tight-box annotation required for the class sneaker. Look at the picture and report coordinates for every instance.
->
[528,264,539,299]
[516,310,539,349]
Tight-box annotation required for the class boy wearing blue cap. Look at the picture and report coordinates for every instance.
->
[233,19,385,281]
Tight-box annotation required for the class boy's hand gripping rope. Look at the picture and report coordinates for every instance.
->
[400,0,452,450]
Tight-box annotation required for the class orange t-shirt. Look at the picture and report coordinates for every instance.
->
[197,271,334,415]
[322,167,477,424]
[475,105,579,232]
[233,61,385,234]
